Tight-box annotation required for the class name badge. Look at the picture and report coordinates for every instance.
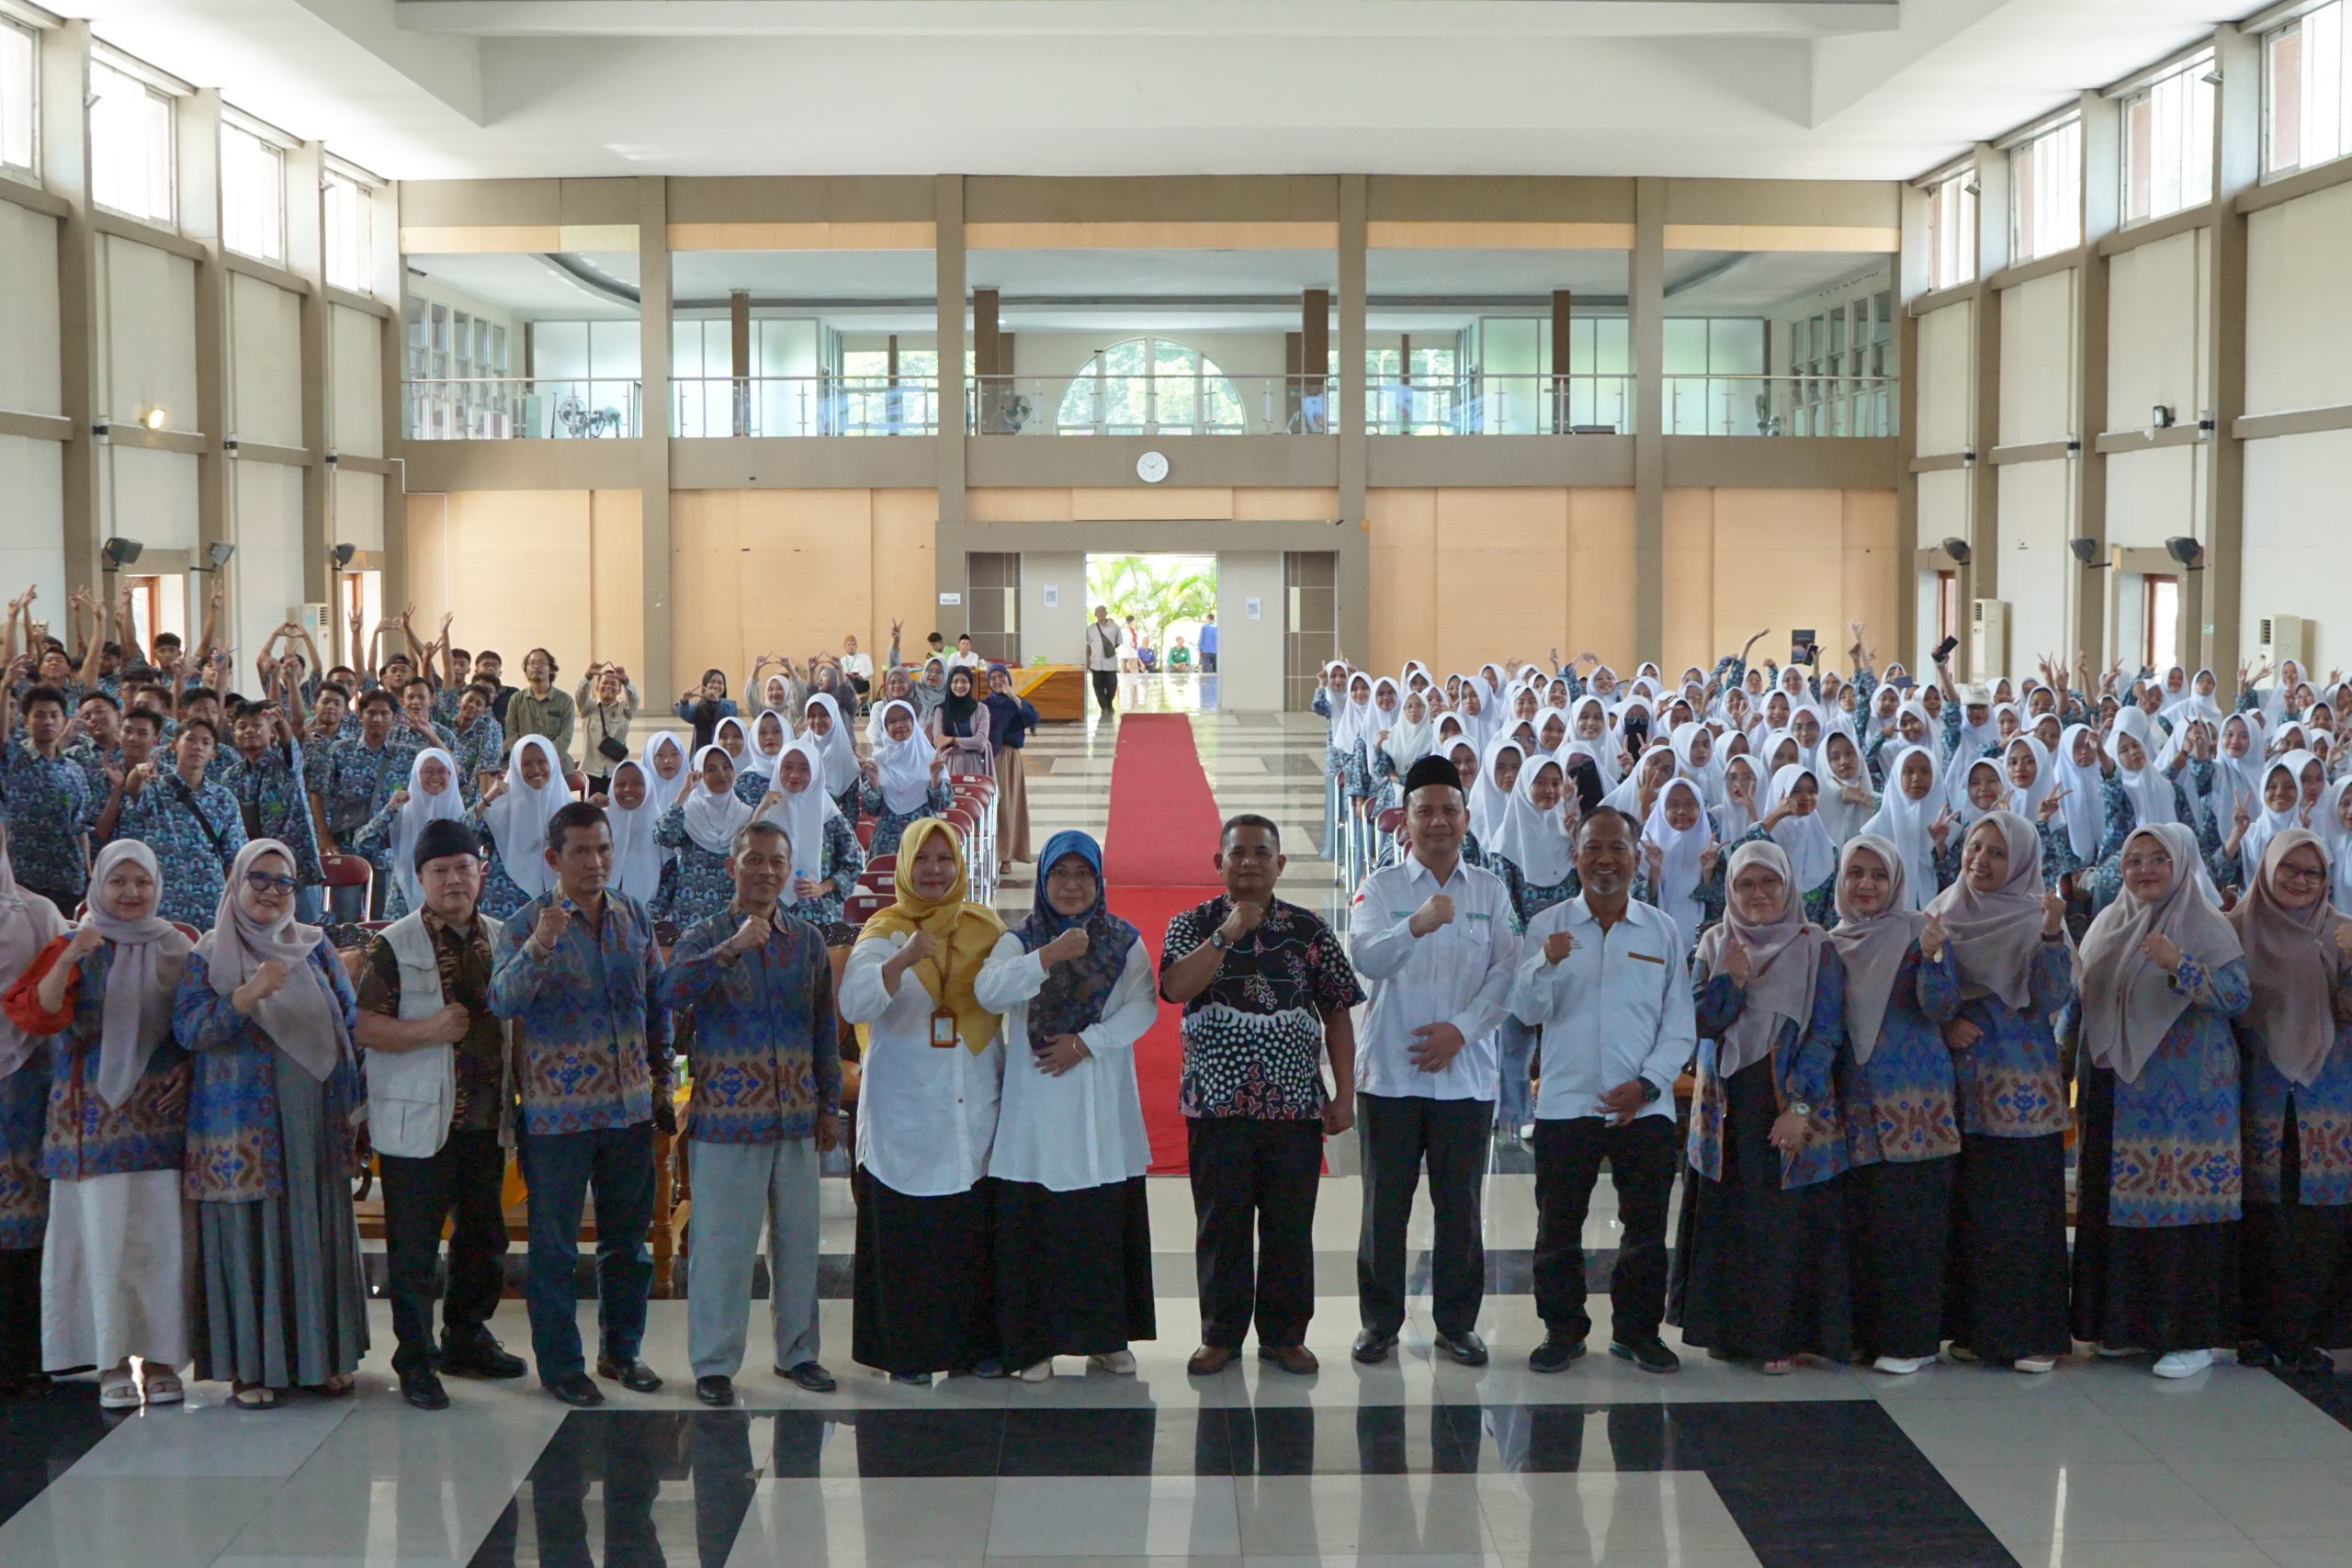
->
[1627,952,1666,965]
[930,1010,961,1050]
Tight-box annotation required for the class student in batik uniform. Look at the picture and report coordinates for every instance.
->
[856,701,953,860]
[2071,821,2252,1380]
[654,745,753,928]
[0,825,68,1396]
[116,719,248,931]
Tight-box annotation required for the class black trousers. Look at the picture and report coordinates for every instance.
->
[1091,669,1118,714]
[0,1246,39,1380]
[1188,1116,1322,1349]
[1532,1114,1679,1344]
[379,1127,511,1374]
[1356,1092,1492,1340]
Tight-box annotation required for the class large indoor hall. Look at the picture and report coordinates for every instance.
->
[6,2,2352,1566]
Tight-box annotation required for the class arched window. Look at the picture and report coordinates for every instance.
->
[1057,337,1247,434]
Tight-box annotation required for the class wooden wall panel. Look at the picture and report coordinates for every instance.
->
[1366,488,1437,673]
[589,491,645,678]
[1709,489,1850,661]
[1434,489,1569,671]
[1662,489,1717,679]
[872,489,941,657]
[1567,488,1637,672]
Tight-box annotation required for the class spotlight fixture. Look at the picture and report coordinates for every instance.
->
[2165,536,2204,569]
[202,542,236,571]
[332,543,357,569]
[102,536,144,570]
[2152,405,2176,429]
[1941,536,1973,566]
[2069,538,2107,567]
[141,407,166,431]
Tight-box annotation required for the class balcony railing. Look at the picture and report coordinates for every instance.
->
[968,374,1330,435]
[1364,373,1634,435]
[1663,374,1898,437]
[403,378,641,440]
[673,376,941,437]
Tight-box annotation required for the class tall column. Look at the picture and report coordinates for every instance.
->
[1300,288,1329,434]
[1632,177,1665,666]
[2073,89,2119,663]
[2200,21,2260,677]
[186,90,230,623]
[1964,141,2009,673]
[972,285,1003,434]
[43,21,98,594]
[1894,182,1928,661]
[1335,175,1369,665]
[934,175,968,637]
[728,288,750,437]
[637,175,674,697]
[290,141,332,612]
[1549,288,1574,434]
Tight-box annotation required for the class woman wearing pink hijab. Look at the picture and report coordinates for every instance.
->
[2070,821,2250,1380]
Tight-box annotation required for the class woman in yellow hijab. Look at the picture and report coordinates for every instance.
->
[838,818,1010,1382]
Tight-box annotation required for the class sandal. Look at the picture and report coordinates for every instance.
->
[142,1371,184,1404]
[1760,1358,1795,1376]
[317,1373,356,1398]
[98,1370,141,1410]
[232,1382,280,1410]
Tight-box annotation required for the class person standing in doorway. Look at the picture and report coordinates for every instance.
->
[1348,754,1521,1367]
[1086,606,1123,719]
[1198,613,1219,675]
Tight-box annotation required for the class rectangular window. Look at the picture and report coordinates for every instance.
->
[220,120,285,263]
[323,169,374,294]
[0,17,34,178]
[88,57,175,224]
[2267,1,2352,175]
[2010,118,2083,262]
[2121,60,2216,225]
[1925,169,1977,291]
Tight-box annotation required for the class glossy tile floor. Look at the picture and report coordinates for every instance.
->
[6,684,2352,1568]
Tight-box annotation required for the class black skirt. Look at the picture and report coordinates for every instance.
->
[2069,1064,2240,1355]
[1668,1055,1852,1362]
[1845,1154,1955,1361]
[992,1176,1157,1368]
[1944,1132,2072,1362]
[852,1168,996,1375]
[2241,1099,2352,1354]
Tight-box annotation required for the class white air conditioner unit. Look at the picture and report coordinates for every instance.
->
[294,603,334,640]
[2257,613,2315,671]
[1970,598,2010,680]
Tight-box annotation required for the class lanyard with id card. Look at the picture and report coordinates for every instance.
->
[926,932,960,1049]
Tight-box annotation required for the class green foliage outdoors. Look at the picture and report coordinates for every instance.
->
[1084,554,1217,644]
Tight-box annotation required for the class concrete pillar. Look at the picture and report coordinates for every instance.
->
[2200,22,2261,677]
[1335,175,1370,666]
[638,175,674,697]
[934,175,969,637]
[1632,177,1665,666]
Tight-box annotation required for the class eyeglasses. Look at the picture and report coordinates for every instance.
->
[243,871,299,895]
[2275,864,2327,885]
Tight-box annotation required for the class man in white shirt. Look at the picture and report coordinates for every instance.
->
[1084,606,1123,717]
[1507,807,1694,1375]
[840,635,875,707]
[944,633,987,673]
[1347,753,1521,1366]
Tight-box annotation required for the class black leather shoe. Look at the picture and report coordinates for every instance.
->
[596,1358,663,1393]
[776,1361,838,1393]
[1528,1336,1587,1374]
[547,1372,604,1407]
[695,1375,736,1407]
[400,1367,450,1410]
[1610,1337,1683,1374]
[1432,1330,1489,1367]
[2290,1346,2338,1377]
[442,1334,526,1380]
[1351,1329,1398,1364]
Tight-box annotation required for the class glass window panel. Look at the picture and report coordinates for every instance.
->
[323,175,371,294]
[89,62,174,224]
[1662,318,1709,375]
[0,19,34,175]
[1709,319,1765,376]
[1591,318,1629,377]
[220,122,284,262]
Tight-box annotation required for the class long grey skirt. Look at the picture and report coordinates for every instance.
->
[193,1050,370,1388]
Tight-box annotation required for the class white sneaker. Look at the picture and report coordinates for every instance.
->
[1517,1123,1536,1142]
[2152,1349,2213,1379]
[2015,1356,2057,1374]
[1089,1349,1137,1375]
[1016,1359,1055,1382]
[1872,1355,1930,1375]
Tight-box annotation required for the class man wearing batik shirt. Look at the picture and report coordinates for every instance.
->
[64,690,125,804]
[488,801,675,1408]
[214,696,326,921]
[447,682,505,805]
[115,717,247,929]
[1159,813,1362,1379]
[0,683,94,912]
[314,688,408,919]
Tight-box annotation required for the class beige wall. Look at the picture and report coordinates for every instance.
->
[1660,488,1898,678]
[2246,180,2352,416]
[2243,428,2352,672]
[1994,458,2073,663]
[2107,228,2206,432]
[406,489,649,683]
[1997,271,2075,446]
[1915,301,1973,456]
[1215,551,1285,712]
[1365,488,1630,674]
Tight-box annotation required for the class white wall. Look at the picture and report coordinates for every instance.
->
[1017,549,1087,667]
[1997,270,2075,446]
[2246,181,2352,415]
[229,273,303,448]
[105,446,198,551]
[330,306,385,457]
[2243,428,2352,671]
[2107,228,2206,431]
[2105,444,2199,550]
[0,437,66,608]
[232,461,305,665]
[334,468,385,552]
[1215,551,1283,713]
[0,202,62,416]
[1915,301,1973,456]
[99,237,198,430]
[1995,458,2072,671]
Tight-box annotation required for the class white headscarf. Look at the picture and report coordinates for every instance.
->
[390,747,469,915]
[768,738,841,888]
[1860,744,1942,911]
[1331,674,1378,757]
[605,759,667,905]
[1470,735,1524,841]
[2209,712,2267,841]
[1713,754,1764,843]
[801,693,859,796]
[871,699,939,816]
[640,731,694,810]
[482,736,576,900]
[2241,751,2314,884]
[1812,731,1878,846]
[1763,763,1838,895]
[1569,696,1620,787]
[194,840,350,1084]
[1491,756,1575,887]
[1381,691,1436,775]
[2002,736,2056,822]
[2049,724,2107,863]
[1641,776,1711,953]
[0,823,68,1079]
[741,708,790,786]
[684,743,756,856]
[2109,705,2177,829]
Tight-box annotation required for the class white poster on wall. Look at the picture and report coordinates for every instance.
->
[938,592,962,606]
[1244,597,1262,621]
[1041,583,1059,608]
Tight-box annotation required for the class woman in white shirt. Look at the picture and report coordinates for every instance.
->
[838,818,1008,1383]
[978,830,1157,1382]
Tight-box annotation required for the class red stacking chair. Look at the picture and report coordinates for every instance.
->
[842,891,890,928]
[854,817,876,850]
[319,852,373,915]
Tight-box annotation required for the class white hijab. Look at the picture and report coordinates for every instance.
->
[640,731,694,811]
[1569,696,1620,787]
[2109,705,2178,829]
[390,748,469,915]
[605,759,667,905]
[741,708,790,786]
[871,699,939,816]
[2051,724,2108,863]
[1641,776,1711,953]
[1491,756,1575,887]
[483,736,576,898]
[684,743,756,856]
[1811,732,1878,846]
[2241,751,2314,883]
[1860,744,1942,911]
[768,739,841,888]
[1713,754,1764,842]
[1470,736,1524,841]
[801,693,859,796]
[1764,762,1838,894]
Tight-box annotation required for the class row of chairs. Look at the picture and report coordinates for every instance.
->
[1326,774,1407,891]
[842,768,1000,928]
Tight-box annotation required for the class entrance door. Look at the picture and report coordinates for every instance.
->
[1283,551,1337,712]
[966,552,1020,665]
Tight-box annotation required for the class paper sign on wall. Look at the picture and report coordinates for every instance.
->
[939,592,962,606]
[1041,584,1059,607]
[1244,597,1262,621]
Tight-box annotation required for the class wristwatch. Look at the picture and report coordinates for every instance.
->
[1208,931,1230,953]
[1787,1100,1814,1119]
[1640,1079,1663,1104]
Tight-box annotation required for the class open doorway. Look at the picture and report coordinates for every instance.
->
[1084,553,1219,712]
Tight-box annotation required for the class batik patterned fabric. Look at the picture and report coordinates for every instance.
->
[117,774,247,929]
[212,739,324,886]
[650,808,736,927]
[855,778,952,858]
[1688,948,1847,1190]
[0,743,92,903]
[2084,775,2221,913]
[487,887,673,1136]
[318,739,408,875]
[1165,895,1363,1121]
[1728,824,1836,925]
[2,942,192,1179]
[449,716,505,804]
[173,942,362,1202]
[2098,954,2250,1229]
[658,908,840,1144]
[1838,944,1962,1167]
[1939,815,2079,891]
[1949,938,2075,1138]
[2239,1029,2352,1208]
[781,812,865,931]
[0,1062,51,1247]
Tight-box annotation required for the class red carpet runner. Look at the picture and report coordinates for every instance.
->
[1102,715,1227,1173]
